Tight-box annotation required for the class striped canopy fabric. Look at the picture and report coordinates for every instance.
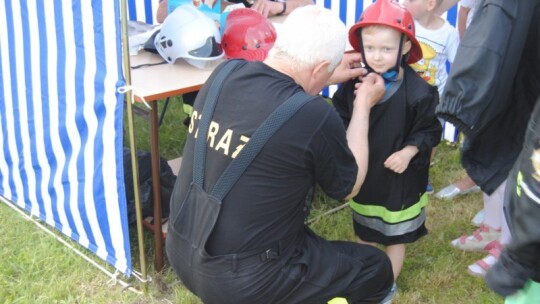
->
[128,0,160,24]
[0,0,132,275]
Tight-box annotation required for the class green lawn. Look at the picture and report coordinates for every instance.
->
[0,97,503,303]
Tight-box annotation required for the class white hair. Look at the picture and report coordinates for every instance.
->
[267,5,347,72]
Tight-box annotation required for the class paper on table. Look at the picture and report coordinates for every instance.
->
[127,21,161,56]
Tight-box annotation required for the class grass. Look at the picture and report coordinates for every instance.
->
[0,96,504,303]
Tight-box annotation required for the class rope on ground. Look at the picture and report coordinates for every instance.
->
[306,202,349,225]
[132,269,152,283]
[0,197,144,295]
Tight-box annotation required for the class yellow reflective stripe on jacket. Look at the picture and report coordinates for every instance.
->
[328,297,348,304]
[349,193,428,224]
[517,171,523,197]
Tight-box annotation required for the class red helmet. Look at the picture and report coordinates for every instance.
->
[222,8,277,61]
[349,0,422,63]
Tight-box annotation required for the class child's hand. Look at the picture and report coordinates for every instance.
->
[384,146,419,174]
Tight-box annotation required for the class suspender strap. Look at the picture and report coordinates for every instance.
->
[211,91,313,200]
[193,60,243,187]
[192,59,314,201]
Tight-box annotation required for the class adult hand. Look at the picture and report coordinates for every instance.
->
[251,0,280,17]
[327,52,366,85]
[353,72,384,109]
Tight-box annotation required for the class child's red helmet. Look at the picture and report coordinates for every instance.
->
[349,0,422,63]
[222,9,277,61]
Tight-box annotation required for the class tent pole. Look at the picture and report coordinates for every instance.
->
[119,0,148,281]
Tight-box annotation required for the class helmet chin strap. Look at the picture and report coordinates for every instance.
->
[358,32,405,89]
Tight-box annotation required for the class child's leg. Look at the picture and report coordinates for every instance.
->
[357,238,378,247]
[468,180,511,276]
[430,147,437,164]
[451,182,506,251]
[499,210,511,246]
[386,243,406,280]
[454,175,477,191]
[483,180,507,230]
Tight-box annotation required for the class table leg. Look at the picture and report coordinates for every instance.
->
[149,102,164,272]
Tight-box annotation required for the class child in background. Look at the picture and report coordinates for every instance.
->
[332,0,442,284]
[403,0,459,193]
[403,0,459,97]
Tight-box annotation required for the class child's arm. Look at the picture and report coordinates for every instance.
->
[447,25,460,64]
[435,0,459,16]
[384,145,419,174]
[401,86,442,169]
[457,6,471,39]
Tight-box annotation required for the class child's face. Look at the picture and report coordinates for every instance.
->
[402,0,431,20]
[361,27,405,74]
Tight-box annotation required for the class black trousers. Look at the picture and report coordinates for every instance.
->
[166,228,393,304]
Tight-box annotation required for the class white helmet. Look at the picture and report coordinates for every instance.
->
[155,5,224,69]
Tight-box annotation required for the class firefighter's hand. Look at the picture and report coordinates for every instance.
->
[353,72,384,109]
[327,52,366,85]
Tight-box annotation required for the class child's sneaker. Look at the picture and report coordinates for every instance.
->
[467,241,503,276]
[450,224,501,252]
[426,179,434,194]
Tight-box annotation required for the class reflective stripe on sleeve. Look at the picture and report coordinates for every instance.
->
[518,171,540,206]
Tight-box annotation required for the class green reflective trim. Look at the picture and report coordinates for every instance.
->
[505,280,540,304]
[349,193,428,224]
[183,103,193,115]
[517,171,523,197]
[328,297,348,304]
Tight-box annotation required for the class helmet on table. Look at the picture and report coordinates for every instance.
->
[221,8,277,61]
[155,5,224,69]
[348,0,422,63]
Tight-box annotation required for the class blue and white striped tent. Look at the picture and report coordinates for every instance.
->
[0,0,131,275]
[0,0,458,277]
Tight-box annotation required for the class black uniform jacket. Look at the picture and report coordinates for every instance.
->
[436,0,540,194]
